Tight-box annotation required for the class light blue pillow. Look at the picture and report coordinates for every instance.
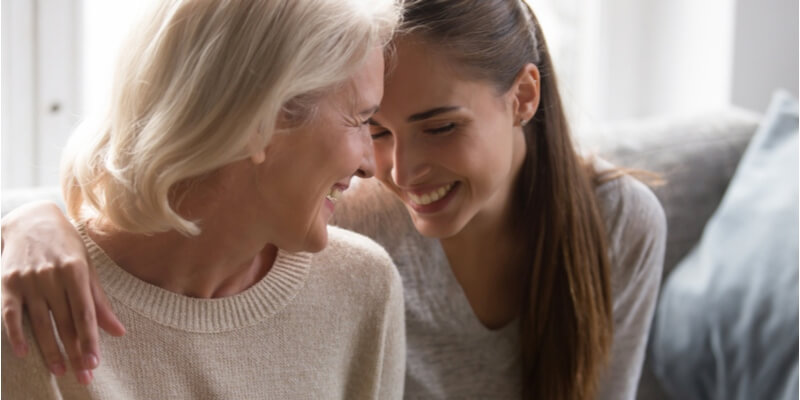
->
[650,90,799,400]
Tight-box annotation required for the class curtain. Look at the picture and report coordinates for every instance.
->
[527,0,737,128]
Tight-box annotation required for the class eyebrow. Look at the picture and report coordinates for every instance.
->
[407,106,461,122]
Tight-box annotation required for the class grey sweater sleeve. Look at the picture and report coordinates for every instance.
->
[595,174,667,400]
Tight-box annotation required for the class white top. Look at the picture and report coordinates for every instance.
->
[1,225,406,399]
[331,160,667,399]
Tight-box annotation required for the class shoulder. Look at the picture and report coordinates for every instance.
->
[324,224,395,267]
[591,159,667,304]
[2,320,63,397]
[593,160,667,257]
[313,225,403,303]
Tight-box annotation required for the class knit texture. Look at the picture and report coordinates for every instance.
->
[2,225,406,399]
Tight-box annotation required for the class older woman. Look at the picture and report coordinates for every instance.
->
[1,0,405,398]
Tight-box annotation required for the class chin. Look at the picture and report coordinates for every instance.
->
[410,217,463,239]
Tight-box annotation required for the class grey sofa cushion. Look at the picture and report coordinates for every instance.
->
[577,108,761,278]
[649,91,799,400]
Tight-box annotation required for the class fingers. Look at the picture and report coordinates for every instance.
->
[60,258,101,369]
[1,283,29,357]
[35,270,94,385]
[24,297,67,377]
[45,291,81,372]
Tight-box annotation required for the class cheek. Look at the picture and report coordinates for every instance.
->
[320,133,359,172]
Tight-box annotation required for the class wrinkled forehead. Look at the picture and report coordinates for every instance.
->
[332,47,386,115]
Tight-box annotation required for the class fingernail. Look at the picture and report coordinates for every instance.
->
[50,362,66,376]
[76,370,92,385]
[84,353,99,369]
[13,343,28,357]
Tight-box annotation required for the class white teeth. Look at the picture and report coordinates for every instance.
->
[326,187,344,203]
[408,183,455,206]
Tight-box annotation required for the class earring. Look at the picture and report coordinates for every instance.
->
[520,118,529,126]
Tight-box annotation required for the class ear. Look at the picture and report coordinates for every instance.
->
[510,63,540,127]
[246,130,267,165]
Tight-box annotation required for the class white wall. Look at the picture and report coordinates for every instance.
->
[81,0,156,118]
[731,0,799,112]
[1,0,152,192]
[541,0,798,128]
[1,1,37,189]
[1,0,81,191]
[576,0,737,126]
[640,0,736,117]
[530,0,739,129]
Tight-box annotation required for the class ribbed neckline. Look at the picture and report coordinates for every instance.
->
[76,223,312,333]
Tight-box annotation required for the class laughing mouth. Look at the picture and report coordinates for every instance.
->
[407,182,455,206]
[325,187,344,204]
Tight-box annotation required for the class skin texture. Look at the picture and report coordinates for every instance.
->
[248,49,383,253]
[370,38,540,328]
[372,39,529,238]
[0,47,384,385]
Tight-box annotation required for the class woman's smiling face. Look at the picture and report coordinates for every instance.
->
[242,48,384,253]
[369,38,531,238]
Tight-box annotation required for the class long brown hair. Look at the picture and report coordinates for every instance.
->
[400,1,613,398]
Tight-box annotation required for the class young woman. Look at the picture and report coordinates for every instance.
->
[1,0,406,398]
[1,0,666,399]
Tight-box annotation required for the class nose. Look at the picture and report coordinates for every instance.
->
[390,135,430,187]
[355,127,375,178]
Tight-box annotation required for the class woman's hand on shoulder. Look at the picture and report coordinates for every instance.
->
[1,201,125,385]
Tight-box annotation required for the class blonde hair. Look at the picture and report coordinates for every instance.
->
[61,0,401,235]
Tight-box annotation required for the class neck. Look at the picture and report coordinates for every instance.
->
[88,216,278,298]
[85,161,280,298]
[439,190,523,280]
[440,207,524,329]
[438,129,528,329]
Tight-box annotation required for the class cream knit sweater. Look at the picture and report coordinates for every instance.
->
[1,225,406,399]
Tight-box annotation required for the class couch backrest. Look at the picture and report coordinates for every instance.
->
[576,108,761,278]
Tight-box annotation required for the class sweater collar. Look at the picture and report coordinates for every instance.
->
[77,223,312,333]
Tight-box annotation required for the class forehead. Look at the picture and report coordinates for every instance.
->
[380,38,499,118]
[343,47,385,111]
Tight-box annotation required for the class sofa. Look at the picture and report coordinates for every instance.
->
[1,105,791,399]
[581,92,798,400]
